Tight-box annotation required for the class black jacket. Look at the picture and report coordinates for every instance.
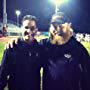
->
[0,37,90,90]
[0,38,42,90]
[40,37,90,90]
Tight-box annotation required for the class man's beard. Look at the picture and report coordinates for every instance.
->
[23,31,35,41]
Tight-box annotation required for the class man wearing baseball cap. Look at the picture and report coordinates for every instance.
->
[42,12,90,90]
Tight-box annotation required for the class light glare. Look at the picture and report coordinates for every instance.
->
[52,0,68,6]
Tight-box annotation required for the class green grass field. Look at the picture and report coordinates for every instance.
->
[0,42,90,64]
[0,42,6,64]
[81,42,90,54]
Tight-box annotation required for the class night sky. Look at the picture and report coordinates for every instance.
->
[0,0,90,33]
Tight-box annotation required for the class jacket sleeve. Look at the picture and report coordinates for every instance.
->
[79,43,90,90]
[0,49,11,90]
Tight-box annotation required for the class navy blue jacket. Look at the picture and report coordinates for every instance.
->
[0,38,43,90]
[0,37,90,90]
[40,37,90,90]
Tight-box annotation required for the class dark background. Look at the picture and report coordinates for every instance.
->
[0,0,90,33]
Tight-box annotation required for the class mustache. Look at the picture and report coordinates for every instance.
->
[23,29,38,36]
[24,31,35,37]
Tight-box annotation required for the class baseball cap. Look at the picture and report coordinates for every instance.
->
[51,12,68,25]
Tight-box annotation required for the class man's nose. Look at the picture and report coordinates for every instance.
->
[57,26,60,30]
[56,26,61,32]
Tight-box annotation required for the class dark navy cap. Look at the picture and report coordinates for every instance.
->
[51,12,68,25]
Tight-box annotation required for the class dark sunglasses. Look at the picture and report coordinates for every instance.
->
[52,23,62,29]
[24,26,37,30]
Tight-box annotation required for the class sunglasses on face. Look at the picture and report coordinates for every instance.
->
[24,26,37,30]
[52,23,62,29]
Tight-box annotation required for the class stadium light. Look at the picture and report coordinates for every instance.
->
[51,0,69,13]
[15,10,21,26]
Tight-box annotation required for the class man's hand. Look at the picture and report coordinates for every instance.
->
[4,38,19,49]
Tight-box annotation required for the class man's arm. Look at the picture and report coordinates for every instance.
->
[79,43,90,90]
[0,49,11,90]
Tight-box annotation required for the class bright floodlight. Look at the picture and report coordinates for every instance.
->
[15,10,21,16]
[50,0,69,13]
[52,0,69,6]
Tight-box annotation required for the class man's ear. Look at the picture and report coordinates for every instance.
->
[65,23,73,36]
[70,28,73,36]
[65,23,72,31]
